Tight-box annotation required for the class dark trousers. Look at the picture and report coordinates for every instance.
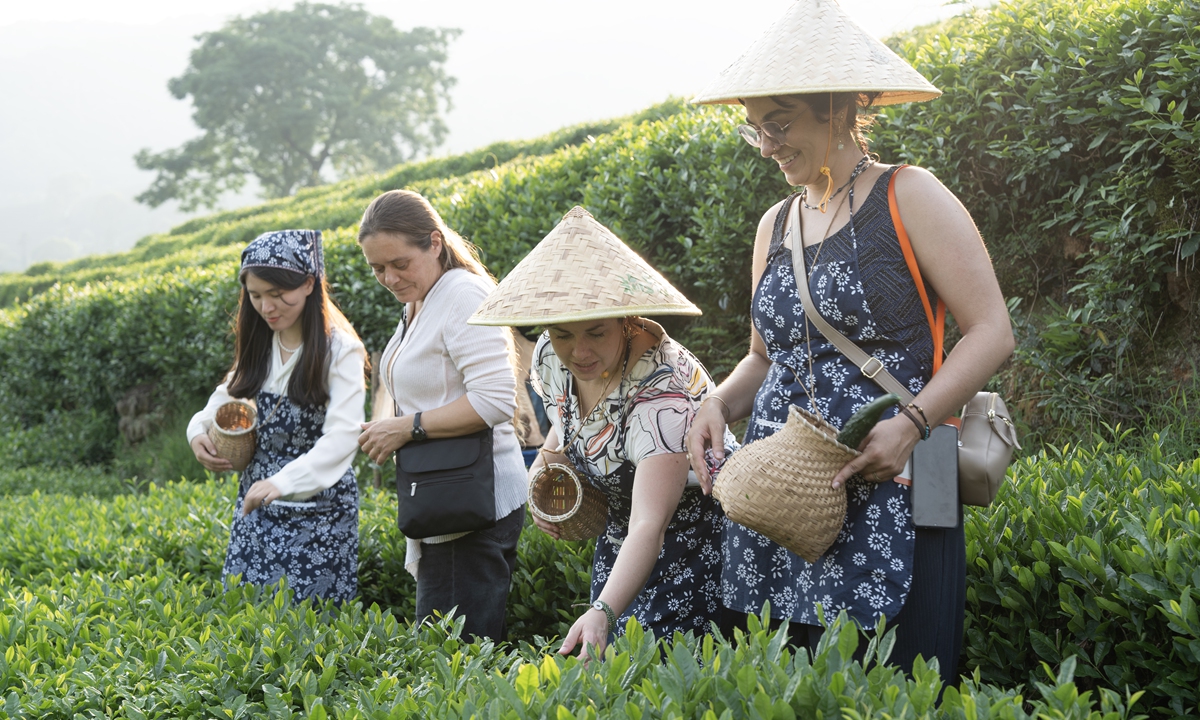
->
[416,505,525,641]
[722,513,967,687]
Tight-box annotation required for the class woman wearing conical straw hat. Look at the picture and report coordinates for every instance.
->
[686,0,1014,681]
[470,207,735,660]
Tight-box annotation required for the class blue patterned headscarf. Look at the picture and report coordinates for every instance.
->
[240,229,325,279]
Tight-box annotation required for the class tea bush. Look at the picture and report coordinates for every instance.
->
[964,440,1200,716]
[877,0,1200,442]
[3,444,1198,715]
[0,474,1149,719]
[2,0,1198,462]
[0,101,688,309]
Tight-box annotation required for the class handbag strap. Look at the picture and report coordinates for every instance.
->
[788,186,916,405]
[887,166,947,374]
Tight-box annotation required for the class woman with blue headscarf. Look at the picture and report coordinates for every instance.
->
[187,229,367,603]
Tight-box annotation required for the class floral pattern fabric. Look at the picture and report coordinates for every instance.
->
[240,229,325,278]
[223,389,359,603]
[533,328,731,637]
[722,167,939,627]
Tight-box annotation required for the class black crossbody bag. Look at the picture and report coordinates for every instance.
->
[395,429,496,539]
[387,305,497,539]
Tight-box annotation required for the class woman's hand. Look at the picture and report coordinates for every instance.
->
[190,435,233,473]
[531,512,563,540]
[558,608,610,661]
[685,397,729,494]
[831,415,922,489]
[358,416,412,464]
[241,479,282,515]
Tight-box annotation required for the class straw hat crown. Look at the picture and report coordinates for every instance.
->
[693,0,940,106]
[468,206,701,326]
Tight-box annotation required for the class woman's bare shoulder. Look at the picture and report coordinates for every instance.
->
[890,165,959,207]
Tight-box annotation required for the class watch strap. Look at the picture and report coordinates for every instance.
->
[412,411,426,441]
[593,600,617,634]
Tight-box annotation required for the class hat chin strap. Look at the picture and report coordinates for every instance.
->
[816,93,835,213]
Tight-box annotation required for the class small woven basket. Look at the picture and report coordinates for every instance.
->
[713,405,855,563]
[528,449,608,541]
[207,400,258,472]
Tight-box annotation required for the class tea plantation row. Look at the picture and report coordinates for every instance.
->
[1,444,1196,716]
[2,0,1197,466]
[0,101,689,308]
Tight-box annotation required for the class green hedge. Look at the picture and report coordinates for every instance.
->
[3,0,1198,461]
[0,465,1159,718]
[0,101,688,309]
[965,441,1200,716]
[3,444,1197,715]
[875,0,1200,440]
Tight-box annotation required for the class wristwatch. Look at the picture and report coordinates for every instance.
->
[411,411,427,442]
[591,599,617,634]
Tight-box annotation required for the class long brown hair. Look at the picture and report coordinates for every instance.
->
[227,266,359,407]
[357,189,493,280]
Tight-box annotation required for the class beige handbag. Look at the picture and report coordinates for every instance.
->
[957,392,1020,506]
[790,175,1020,507]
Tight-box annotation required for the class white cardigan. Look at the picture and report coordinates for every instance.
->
[380,268,526,574]
[187,328,366,500]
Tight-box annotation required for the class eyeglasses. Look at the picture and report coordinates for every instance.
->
[736,109,806,148]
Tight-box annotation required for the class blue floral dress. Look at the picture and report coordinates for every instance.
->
[722,167,939,627]
[533,326,731,637]
[223,390,360,603]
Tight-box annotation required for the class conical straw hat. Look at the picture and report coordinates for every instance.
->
[468,206,701,326]
[693,0,940,106]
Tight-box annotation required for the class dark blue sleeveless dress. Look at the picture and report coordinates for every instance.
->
[223,390,359,603]
[721,167,940,627]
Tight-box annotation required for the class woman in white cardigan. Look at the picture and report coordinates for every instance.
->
[356,189,526,640]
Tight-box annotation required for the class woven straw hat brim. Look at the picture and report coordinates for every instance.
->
[692,0,940,106]
[469,206,701,327]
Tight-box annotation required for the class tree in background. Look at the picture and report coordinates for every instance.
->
[135,2,459,211]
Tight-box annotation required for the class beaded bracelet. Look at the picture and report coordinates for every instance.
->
[575,600,617,634]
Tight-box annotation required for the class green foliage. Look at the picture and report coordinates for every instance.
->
[964,440,1200,716]
[5,0,1198,453]
[0,476,1149,719]
[0,465,128,498]
[135,2,460,209]
[0,100,687,310]
[876,0,1200,442]
[110,395,210,485]
[0,269,237,465]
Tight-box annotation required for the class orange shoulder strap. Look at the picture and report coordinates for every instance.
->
[888,165,946,375]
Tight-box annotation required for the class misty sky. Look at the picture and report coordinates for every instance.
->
[0,0,981,272]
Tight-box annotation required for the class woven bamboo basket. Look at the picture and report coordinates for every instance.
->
[713,405,855,563]
[528,449,608,541]
[207,400,258,472]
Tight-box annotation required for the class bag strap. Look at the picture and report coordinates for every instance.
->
[788,193,916,405]
[888,165,946,374]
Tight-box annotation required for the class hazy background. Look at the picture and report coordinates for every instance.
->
[0,0,976,272]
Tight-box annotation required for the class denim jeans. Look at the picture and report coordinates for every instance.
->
[416,505,525,640]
